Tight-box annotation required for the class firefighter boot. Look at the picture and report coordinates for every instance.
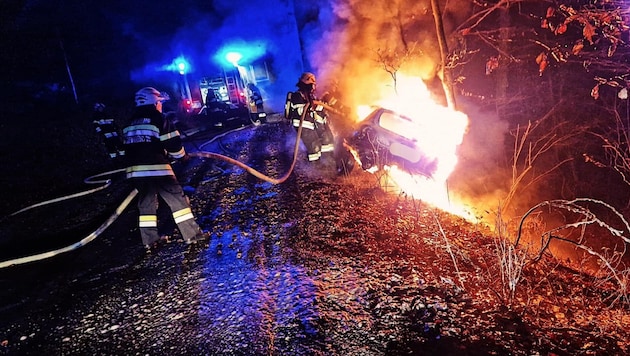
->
[185,230,211,245]
[144,235,171,254]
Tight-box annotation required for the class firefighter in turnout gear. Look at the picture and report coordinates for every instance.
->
[285,72,334,162]
[122,87,209,252]
[93,103,125,160]
[247,83,264,112]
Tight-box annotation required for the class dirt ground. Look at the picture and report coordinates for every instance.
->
[1,113,629,355]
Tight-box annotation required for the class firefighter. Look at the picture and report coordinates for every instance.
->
[320,82,351,119]
[247,83,264,112]
[122,87,209,253]
[285,72,335,163]
[92,103,125,161]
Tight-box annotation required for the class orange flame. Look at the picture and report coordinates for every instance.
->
[355,74,475,222]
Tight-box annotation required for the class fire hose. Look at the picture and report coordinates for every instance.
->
[190,108,306,184]
[3,168,126,219]
[0,170,137,269]
[0,105,310,268]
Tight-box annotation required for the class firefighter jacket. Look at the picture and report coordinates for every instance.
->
[248,85,264,110]
[122,105,186,179]
[285,90,329,130]
[93,112,124,159]
[286,90,334,161]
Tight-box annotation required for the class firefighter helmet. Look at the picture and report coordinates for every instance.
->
[299,72,316,85]
[135,87,167,107]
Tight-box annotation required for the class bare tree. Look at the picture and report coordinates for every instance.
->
[502,101,585,214]
[454,0,630,79]
[374,45,418,94]
[584,90,630,208]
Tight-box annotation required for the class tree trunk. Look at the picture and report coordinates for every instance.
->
[430,0,457,110]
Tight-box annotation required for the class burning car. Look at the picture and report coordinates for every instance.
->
[336,107,438,177]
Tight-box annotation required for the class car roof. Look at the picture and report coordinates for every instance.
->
[363,107,419,141]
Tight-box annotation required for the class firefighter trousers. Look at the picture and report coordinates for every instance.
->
[134,176,202,246]
[316,122,335,154]
[297,126,322,161]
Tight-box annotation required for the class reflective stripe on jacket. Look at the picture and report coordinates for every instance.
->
[123,105,184,179]
[288,91,319,130]
[292,119,315,130]
[126,164,175,178]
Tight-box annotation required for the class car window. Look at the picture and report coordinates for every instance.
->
[378,111,418,141]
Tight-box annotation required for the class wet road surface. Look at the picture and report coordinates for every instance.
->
[0,120,403,355]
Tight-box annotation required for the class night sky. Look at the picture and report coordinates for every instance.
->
[1,0,333,110]
[2,0,469,113]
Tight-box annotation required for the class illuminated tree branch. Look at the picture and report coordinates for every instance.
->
[515,198,630,305]
[583,102,630,196]
[502,101,582,212]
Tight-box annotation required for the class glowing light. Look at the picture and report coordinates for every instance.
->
[174,56,189,75]
[226,52,242,66]
[159,56,192,75]
[177,62,186,75]
[356,105,374,120]
[357,73,475,222]
[214,41,267,68]
[386,166,477,222]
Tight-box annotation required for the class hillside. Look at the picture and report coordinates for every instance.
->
[0,112,629,355]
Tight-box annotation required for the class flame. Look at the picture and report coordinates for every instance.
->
[355,73,476,222]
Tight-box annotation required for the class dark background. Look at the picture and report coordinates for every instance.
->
[0,0,319,110]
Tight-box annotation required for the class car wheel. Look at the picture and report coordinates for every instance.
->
[359,149,376,171]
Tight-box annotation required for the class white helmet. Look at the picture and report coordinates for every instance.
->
[299,72,316,85]
[135,87,167,107]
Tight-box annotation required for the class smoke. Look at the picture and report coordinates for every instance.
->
[120,0,512,213]
[301,0,474,109]
[120,0,478,112]
[298,0,511,218]
[447,98,511,220]
[121,0,473,112]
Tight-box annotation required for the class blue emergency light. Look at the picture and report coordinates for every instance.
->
[226,52,242,66]
[175,57,189,75]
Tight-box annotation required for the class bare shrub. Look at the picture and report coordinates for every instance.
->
[516,198,630,306]
[487,101,630,306]
[502,102,583,215]
[490,206,529,305]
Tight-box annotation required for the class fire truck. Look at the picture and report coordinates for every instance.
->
[199,70,248,109]
[181,67,266,126]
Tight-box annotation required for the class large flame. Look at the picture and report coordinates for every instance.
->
[355,74,475,222]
